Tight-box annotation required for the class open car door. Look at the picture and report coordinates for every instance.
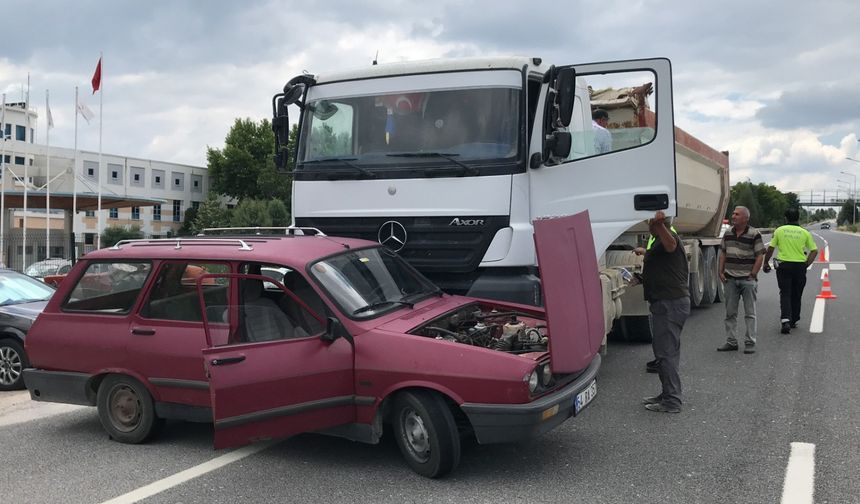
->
[202,273,355,449]
[529,58,676,258]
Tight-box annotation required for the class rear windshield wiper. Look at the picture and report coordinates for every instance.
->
[352,298,415,315]
[299,157,376,178]
[386,152,479,176]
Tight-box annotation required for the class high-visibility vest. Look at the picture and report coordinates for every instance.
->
[646,226,678,250]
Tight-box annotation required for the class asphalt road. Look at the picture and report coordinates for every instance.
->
[1,226,857,504]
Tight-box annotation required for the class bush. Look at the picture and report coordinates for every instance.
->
[101,225,144,248]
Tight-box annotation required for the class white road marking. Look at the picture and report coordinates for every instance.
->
[809,298,826,334]
[780,442,816,504]
[99,441,277,504]
[829,263,846,270]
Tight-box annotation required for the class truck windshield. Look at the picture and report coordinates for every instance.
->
[309,246,440,319]
[297,87,519,172]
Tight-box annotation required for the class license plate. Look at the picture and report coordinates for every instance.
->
[574,380,597,414]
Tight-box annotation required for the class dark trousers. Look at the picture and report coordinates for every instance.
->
[649,297,691,408]
[776,262,808,323]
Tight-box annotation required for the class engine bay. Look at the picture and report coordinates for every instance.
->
[411,303,549,353]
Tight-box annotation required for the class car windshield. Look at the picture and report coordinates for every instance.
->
[309,247,439,318]
[0,272,54,305]
[297,86,519,169]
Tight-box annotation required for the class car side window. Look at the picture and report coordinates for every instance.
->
[140,262,229,322]
[240,263,330,338]
[62,262,152,314]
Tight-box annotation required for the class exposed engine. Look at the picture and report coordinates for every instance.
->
[412,304,549,353]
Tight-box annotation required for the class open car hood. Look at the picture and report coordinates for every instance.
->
[533,211,604,373]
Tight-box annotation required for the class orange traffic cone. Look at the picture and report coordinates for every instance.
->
[817,248,828,262]
[816,271,837,299]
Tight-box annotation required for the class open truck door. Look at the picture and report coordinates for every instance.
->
[529,58,676,257]
[201,273,355,449]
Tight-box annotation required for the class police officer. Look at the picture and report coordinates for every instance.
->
[762,208,818,334]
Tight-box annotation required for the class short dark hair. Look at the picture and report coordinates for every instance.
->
[592,109,609,121]
[785,207,800,223]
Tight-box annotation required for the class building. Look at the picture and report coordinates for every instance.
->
[1,98,211,270]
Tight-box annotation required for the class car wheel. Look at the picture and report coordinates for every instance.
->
[97,375,163,444]
[0,339,28,391]
[393,390,461,478]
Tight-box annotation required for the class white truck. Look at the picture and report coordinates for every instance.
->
[272,56,729,342]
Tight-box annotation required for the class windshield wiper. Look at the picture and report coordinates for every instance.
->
[299,157,376,178]
[386,152,479,176]
[352,298,415,315]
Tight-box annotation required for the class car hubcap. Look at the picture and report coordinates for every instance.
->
[108,385,141,432]
[0,346,22,386]
[401,407,430,463]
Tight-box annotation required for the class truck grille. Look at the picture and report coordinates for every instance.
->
[295,216,509,274]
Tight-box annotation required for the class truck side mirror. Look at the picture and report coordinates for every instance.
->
[545,131,572,161]
[555,68,576,128]
[272,94,290,171]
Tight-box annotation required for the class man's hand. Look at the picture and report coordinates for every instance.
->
[634,247,646,256]
[762,263,772,274]
[719,271,726,283]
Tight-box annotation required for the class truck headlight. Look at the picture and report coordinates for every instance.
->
[528,370,539,393]
[541,364,552,386]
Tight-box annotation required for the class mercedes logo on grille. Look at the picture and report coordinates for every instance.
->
[378,221,408,252]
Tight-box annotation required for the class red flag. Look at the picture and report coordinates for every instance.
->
[91,57,102,94]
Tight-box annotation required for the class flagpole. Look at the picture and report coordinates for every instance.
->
[97,52,103,249]
[73,86,78,259]
[46,90,51,260]
[24,74,29,271]
[0,93,6,267]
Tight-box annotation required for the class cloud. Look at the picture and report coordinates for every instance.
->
[756,83,860,129]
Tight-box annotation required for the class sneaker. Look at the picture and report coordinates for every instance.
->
[717,343,739,351]
[744,344,756,354]
[781,322,791,334]
[790,321,799,329]
[646,359,659,373]
[642,395,663,405]
[644,402,681,413]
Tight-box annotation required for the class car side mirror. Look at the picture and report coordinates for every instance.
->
[322,316,354,346]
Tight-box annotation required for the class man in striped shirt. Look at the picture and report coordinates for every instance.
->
[717,206,765,353]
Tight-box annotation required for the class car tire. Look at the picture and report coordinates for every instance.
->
[97,375,163,444]
[0,338,28,391]
[393,390,461,478]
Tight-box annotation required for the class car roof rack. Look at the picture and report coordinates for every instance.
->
[199,226,327,237]
[110,238,255,251]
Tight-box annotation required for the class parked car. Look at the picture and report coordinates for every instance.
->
[25,259,73,283]
[0,269,55,390]
[23,215,603,478]
[820,222,831,229]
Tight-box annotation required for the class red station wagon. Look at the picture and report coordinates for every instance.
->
[24,213,604,478]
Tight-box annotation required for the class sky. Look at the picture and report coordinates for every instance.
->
[2,0,860,200]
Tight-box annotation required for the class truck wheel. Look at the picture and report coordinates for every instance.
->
[702,246,717,304]
[689,246,706,307]
[0,339,28,391]
[97,375,163,444]
[619,315,652,343]
[393,390,461,478]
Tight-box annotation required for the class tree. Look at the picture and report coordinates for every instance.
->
[178,206,198,236]
[192,195,232,235]
[207,118,292,203]
[838,198,858,226]
[101,225,143,248]
[268,199,290,227]
[231,199,272,228]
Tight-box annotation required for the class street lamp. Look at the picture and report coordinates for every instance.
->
[841,159,858,225]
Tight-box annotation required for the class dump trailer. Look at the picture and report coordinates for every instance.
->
[274,56,728,343]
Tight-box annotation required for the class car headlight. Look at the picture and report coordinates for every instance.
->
[541,364,552,386]
[528,370,539,393]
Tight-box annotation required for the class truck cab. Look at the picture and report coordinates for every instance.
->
[275,57,678,336]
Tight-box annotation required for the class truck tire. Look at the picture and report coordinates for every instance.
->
[702,246,718,304]
[689,245,706,307]
[622,315,653,343]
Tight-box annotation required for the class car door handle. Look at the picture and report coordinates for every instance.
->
[131,327,156,336]
[210,356,246,366]
[634,193,669,211]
